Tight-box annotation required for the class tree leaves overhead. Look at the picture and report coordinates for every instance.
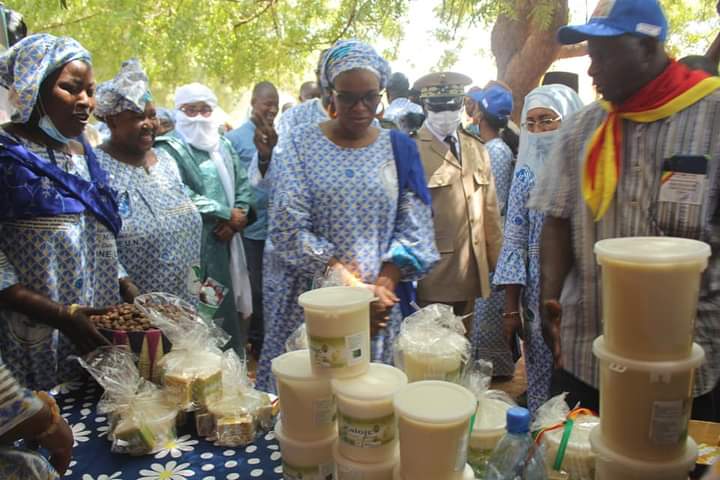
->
[438,0,718,54]
[8,0,406,106]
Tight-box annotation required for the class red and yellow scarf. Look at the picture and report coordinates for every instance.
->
[582,61,720,221]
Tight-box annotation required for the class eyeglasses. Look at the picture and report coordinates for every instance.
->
[522,117,561,130]
[180,105,213,117]
[333,90,383,110]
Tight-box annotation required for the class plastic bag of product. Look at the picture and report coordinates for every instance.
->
[135,292,228,411]
[393,303,471,383]
[197,351,276,445]
[462,360,517,478]
[78,346,179,455]
[285,323,308,352]
[532,394,598,480]
[220,350,275,432]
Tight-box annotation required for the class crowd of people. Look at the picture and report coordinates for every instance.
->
[1,0,720,477]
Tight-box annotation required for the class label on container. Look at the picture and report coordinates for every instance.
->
[454,431,469,473]
[339,412,396,448]
[649,399,691,445]
[309,332,367,369]
[313,396,337,426]
[282,461,335,480]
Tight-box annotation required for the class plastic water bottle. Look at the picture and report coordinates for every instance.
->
[485,407,547,480]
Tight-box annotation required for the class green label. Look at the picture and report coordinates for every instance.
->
[282,461,335,480]
[309,332,366,369]
[339,412,396,448]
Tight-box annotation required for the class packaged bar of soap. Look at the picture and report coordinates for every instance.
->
[195,410,217,439]
[113,417,156,455]
[216,414,256,446]
[78,346,181,456]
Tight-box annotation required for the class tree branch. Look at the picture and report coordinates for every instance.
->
[556,43,587,59]
[39,11,104,31]
[233,0,276,29]
[328,0,360,44]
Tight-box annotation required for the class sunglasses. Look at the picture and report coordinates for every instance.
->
[333,90,384,110]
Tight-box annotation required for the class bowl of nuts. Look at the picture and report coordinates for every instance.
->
[91,303,171,383]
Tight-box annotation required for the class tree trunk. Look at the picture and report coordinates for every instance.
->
[491,0,570,123]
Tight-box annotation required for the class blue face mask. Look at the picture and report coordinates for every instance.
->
[467,123,480,136]
[39,114,73,144]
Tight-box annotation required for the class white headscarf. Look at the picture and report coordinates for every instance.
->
[174,83,221,152]
[517,84,583,175]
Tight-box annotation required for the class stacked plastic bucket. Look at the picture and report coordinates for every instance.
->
[272,286,407,479]
[591,237,711,480]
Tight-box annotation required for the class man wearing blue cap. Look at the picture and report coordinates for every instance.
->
[528,0,720,419]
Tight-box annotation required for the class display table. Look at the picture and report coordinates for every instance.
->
[53,379,283,479]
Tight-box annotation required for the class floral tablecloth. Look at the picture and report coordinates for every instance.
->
[53,379,284,480]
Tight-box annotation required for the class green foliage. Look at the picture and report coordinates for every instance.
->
[437,0,719,57]
[8,0,407,107]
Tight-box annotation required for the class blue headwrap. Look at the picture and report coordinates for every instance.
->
[320,39,391,91]
[95,59,153,119]
[156,107,175,126]
[0,33,91,123]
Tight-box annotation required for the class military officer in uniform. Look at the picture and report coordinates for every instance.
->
[413,72,503,323]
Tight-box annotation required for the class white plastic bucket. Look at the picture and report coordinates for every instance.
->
[334,442,398,480]
[468,398,511,476]
[299,286,374,378]
[274,419,337,480]
[272,349,336,441]
[594,237,710,361]
[393,381,477,480]
[332,363,408,463]
[590,426,697,480]
[594,336,705,461]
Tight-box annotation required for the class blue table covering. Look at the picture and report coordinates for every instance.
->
[52,379,284,480]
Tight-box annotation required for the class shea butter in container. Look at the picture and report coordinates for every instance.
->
[594,337,705,461]
[332,363,408,463]
[334,443,398,480]
[272,349,336,441]
[299,287,374,378]
[393,381,477,480]
[275,420,336,480]
[590,426,698,480]
[595,237,710,360]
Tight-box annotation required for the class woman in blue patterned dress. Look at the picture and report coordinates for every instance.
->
[493,84,583,413]
[0,34,129,390]
[256,40,439,392]
[0,356,74,479]
[94,60,202,302]
[467,85,517,377]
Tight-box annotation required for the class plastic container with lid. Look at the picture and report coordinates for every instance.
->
[332,363,408,463]
[590,426,698,480]
[299,287,374,378]
[393,381,477,480]
[594,336,705,461]
[595,237,710,360]
[272,349,336,441]
[393,463,475,480]
[274,419,337,480]
[334,442,398,480]
[468,398,511,478]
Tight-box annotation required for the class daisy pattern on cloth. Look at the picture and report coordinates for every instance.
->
[72,422,91,446]
[138,461,195,480]
[81,473,123,480]
[154,434,199,459]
